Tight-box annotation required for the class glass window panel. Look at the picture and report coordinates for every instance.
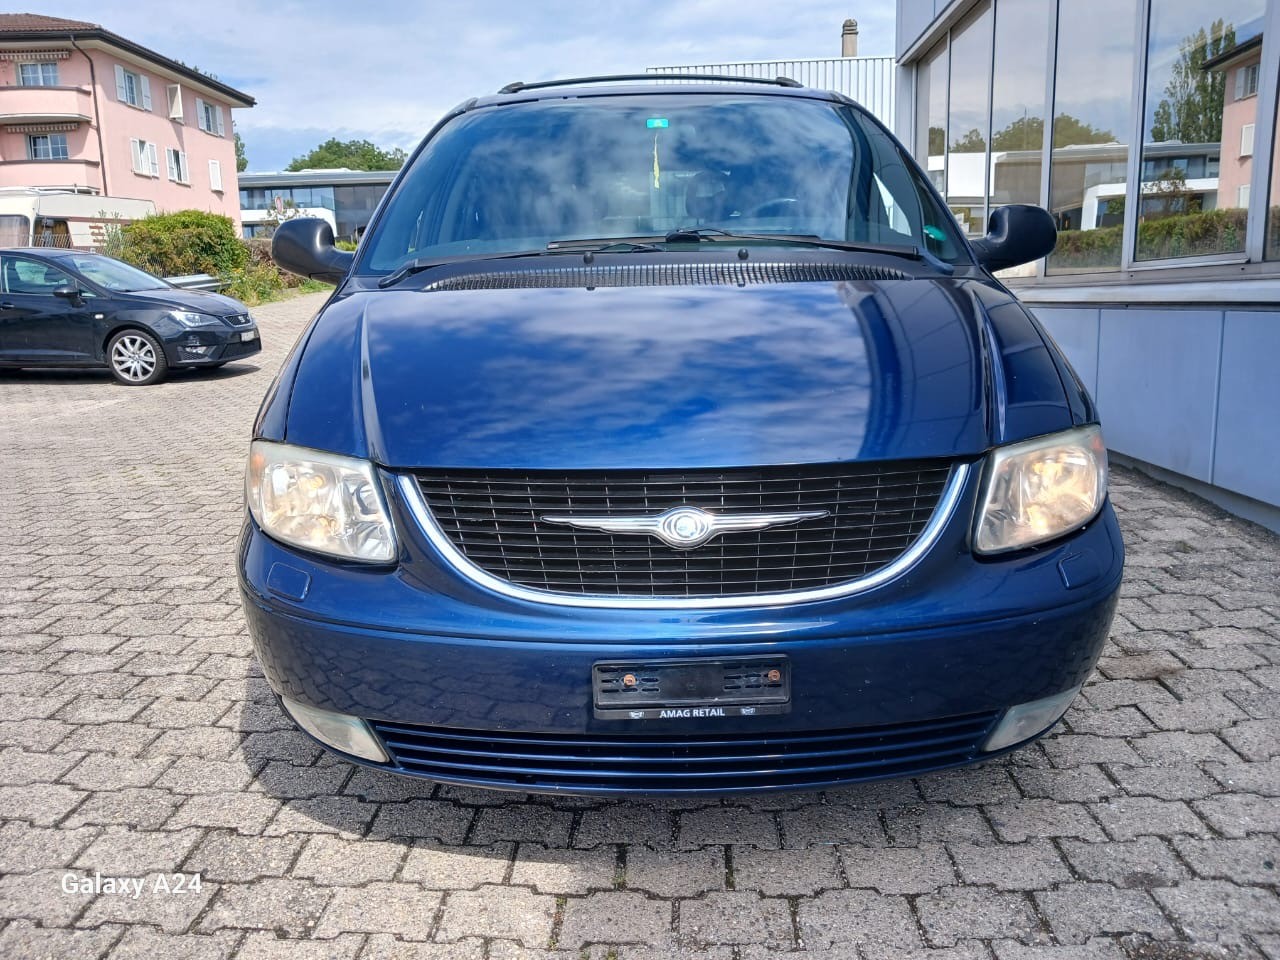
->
[990,0,1051,209]
[1268,65,1280,259]
[946,3,993,238]
[915,40,948,195]
[1136,2,1263,262]
[1046,0,1139,273]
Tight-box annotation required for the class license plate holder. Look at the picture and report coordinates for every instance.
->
[240,330,258,342]
[592,656,790,720]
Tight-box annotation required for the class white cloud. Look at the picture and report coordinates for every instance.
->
[27,0,895,168]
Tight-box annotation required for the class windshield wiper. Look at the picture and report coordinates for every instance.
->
[662,227,921,260]
[545,238,664,253]
[379,249,556,288]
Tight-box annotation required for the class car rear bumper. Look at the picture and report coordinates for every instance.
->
[237,496,1124,795]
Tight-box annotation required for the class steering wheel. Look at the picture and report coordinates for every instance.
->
[744,198,800,218]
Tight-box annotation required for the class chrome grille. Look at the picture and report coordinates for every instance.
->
[422,261,910,291]
[369,711,1000,794]
[414,460,954,598]
[224,313,252,327]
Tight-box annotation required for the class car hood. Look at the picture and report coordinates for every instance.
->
[281,277,1078,469]
[116,287,248,317]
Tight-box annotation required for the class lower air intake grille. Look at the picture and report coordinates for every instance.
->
[369,712,1001,794]
[414,460,954,598]
[422,261,911,291]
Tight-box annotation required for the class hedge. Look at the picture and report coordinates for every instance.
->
[117,210,248,278]
[1051,207,1251,268]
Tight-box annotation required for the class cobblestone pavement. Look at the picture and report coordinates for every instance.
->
[1,290,1278,959]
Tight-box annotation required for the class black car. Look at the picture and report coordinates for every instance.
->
[0,249,261,385]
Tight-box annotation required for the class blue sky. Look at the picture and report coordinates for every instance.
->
[26,1,894,172]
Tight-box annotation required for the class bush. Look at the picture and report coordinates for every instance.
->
[1051,207,1250,269]
[118,210,248,278]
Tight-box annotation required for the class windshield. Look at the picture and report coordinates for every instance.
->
[66,254,168,292]
[359,93,967,273]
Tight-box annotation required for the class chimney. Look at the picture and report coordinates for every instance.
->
[841,18,859,57]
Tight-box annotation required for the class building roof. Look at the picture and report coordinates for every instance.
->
[239,169,400,187]
[1201,33,1263,73]
[0,12,255,107]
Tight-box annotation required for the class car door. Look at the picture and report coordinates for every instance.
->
[0,255,98,363]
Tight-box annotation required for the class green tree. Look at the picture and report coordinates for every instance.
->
[950,127,986,152]
[286,138,406,172]
[234,129,248,173]
[989,115,1116,152]
[928,125,945,155]
[1149,20,1236,143]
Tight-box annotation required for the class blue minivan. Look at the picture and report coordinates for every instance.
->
[238,76,1122,795]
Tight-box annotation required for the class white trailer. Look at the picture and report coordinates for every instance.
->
[0,188,155,250]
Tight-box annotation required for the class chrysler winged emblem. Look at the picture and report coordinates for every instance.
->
[541,505,829,550]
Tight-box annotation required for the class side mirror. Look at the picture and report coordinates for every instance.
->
[970,204,1057,273]
[271,218,355,285]
[52,283,84,305]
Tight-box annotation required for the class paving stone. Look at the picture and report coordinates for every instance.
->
[75,826,203,875]
[236,930,365,959]
[197,877,331,937]
[1035,883,1175,944]
[984,799,1106,842]
[471,806,574,847]
[779,803,884,847]
[1152,880,1280,946]
[0,821,99,874]
[883,804,997,846]
[1193,793,1280,838]
[402,841,512,889]
[1107,762,1221,800]
[76,871,217,934]
[436,885,556,944]
[185,830,307,882]
[991,938,1126,959]
[509,843,615,894]
[360,935,486,959]
[1089,796,1212,840]
[0,921,124,959]
[574,804,672,849]
[558,890,670,948]
[1012,765,1120,802]
[731,843,842,895]
[950,839,1072,891]
[368,800,473,843]
[797,889,920,952]
[917,886,1041,947]
[166,791,280,834]
[293,833,407,885]
[0,782,87,826]
[678,891,793,948]
[679,806,779,849]
[1059,836,1189,888]
[624,844,725,897]
[0,868,92,925]
[838,842,954,894]
[314,882,441,939]
[1174,835,1280,885]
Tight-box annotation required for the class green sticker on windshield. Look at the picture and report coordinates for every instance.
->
[923,225,946,243]
[646,118,669,129]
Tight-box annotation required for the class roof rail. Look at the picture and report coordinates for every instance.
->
[498,73,803,94]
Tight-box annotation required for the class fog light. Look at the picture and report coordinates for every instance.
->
[280,696,388,762]
[982,684,1082,752]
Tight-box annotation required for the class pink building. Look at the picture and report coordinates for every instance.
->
[1205,32,1280,212]
[0,13,254,223]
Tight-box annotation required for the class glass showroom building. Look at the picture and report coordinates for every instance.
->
[896,0,1280,530]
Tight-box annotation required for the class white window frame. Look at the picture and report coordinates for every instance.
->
[208,158,223,192]
[130,138,160,178]
[165,147,189,184]
[1236,62,1260,100]
[27,133,69,161]
[194,97,226,137]
[18,62,59,86]
[114,63,152,111]
[166,83,184,122]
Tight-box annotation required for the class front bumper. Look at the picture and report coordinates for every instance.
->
[164,327,261,365]
[236,467,1124,795]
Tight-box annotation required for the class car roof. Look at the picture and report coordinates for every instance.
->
[2,247,76,258]
[464,79,851,114]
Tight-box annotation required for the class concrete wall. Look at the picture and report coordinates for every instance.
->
[1034,305,1280,524]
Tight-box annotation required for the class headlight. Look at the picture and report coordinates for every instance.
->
[974,425,1107,554]
[171,310,224,328]
[245,440,397,562]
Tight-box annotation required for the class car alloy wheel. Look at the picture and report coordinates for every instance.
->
[107,330,168,386]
